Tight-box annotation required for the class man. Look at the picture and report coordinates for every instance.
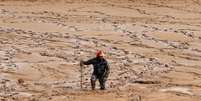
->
[80,50,110,90]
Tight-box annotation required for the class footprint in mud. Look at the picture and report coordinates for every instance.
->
[129,94,142,101]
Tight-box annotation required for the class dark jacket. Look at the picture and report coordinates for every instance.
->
[83,57,110,78]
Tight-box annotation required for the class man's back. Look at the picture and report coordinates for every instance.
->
[83,57,109,75]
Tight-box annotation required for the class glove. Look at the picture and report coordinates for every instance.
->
[103,71,109,79]
[80,60,84,67]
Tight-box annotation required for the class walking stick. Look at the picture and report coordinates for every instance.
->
[80,61,83,89]
[75,40,83,89]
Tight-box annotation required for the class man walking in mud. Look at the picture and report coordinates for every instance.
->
[80,50,110,90]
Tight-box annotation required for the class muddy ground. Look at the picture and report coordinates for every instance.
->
[0,0,201,101]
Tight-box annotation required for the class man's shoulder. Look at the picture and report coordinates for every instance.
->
[87,57,98,62]
[103,58,108,63]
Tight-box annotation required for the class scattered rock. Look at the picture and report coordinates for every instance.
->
[18,79,24,84]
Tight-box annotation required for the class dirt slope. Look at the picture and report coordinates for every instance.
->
[0,0,201,101]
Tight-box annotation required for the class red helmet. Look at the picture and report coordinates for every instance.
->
[96,50,105,57]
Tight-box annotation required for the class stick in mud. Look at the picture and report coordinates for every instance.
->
[80,61,83,89]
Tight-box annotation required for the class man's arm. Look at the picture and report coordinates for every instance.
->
[80,58,96,66]
[104,61,110,78]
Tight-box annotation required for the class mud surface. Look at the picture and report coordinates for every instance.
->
[0,0,201,101]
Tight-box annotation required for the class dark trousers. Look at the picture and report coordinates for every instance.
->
[91,73,106,90]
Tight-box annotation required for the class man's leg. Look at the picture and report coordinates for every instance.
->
[91,74,97,90]
[99,76,107,90]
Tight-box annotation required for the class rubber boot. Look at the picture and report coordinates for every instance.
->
[99,77,106,90]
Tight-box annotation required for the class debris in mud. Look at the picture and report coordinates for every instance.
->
[132,80,160,84]
[17,79,24,85]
